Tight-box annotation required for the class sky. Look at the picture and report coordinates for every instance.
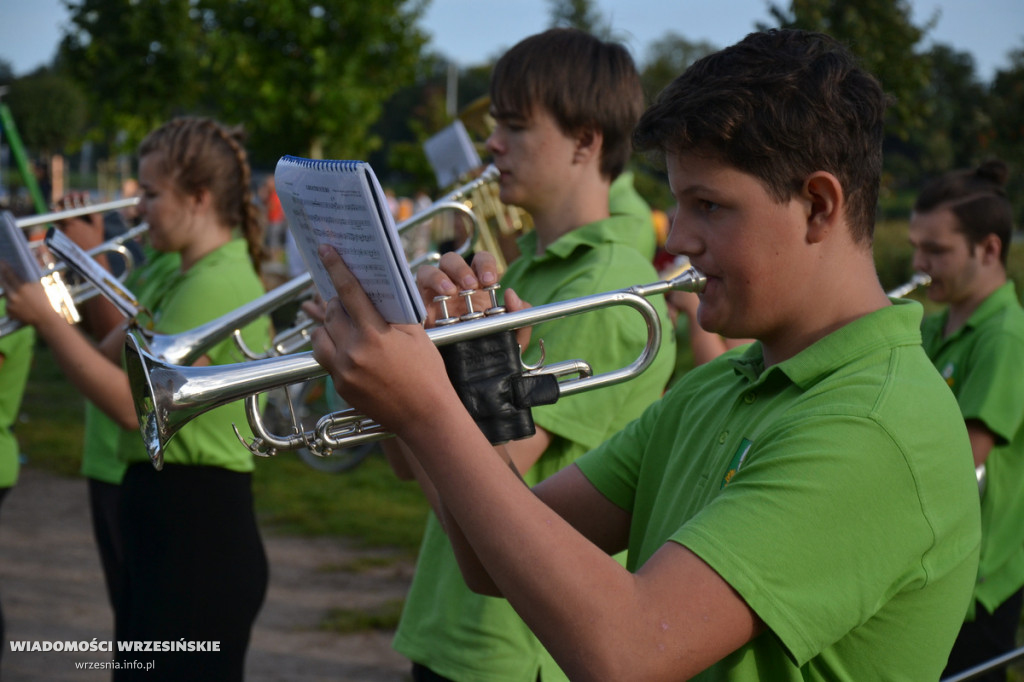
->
[0,0,1021,84]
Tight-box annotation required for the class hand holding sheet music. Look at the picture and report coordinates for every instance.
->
[0,211,44,284]
[45,228,141,320]
[275,156,426,325]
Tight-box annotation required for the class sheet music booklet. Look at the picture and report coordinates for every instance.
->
[45,228,142,319]
[274,156,426,325]
[0,210,43,284]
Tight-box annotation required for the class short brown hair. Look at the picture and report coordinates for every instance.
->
[490,28,643,180]
[915,160,1014,265]
[634,29,889,243]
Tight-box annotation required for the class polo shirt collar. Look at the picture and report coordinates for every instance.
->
[728,298,924,389]
[962,280,1018,332]
[516,215,646,262]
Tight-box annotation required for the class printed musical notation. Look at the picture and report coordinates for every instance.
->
[274,157,425,325]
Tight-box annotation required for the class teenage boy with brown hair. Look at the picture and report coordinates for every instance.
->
[314,29,981,680]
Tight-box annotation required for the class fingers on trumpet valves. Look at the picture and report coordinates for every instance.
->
[433,283,505,326]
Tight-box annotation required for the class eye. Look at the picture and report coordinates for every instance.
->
[699,199,720,213]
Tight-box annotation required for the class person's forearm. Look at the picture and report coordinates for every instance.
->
[396,410,658,678]
[35,315,138,429]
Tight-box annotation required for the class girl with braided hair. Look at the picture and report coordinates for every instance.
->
[1,116,270,680]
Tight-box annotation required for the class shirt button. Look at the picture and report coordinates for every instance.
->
[744,393,756,404]
[718,431,729,444]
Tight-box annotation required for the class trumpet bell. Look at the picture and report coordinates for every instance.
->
[126,330,325,469]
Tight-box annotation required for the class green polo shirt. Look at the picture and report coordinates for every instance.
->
[921,281,1024,617]
[609,171,655,259]
[393,215,675,682]
[118,239,268,472]
[0,300,34,489]
[82,247,181,484]
[578,299,981,680]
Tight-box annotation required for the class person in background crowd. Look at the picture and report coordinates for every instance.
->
[385,28,675,682]
[1,116,270,681]
[908,159,1024,682]
[0,296,35,665]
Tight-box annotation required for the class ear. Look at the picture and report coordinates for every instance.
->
[802,171,844,244]
[978,232,1003,265]
[572,125,603,165]
[190,186,214,214]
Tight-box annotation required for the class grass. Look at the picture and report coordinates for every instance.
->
[318,599,406,634]
[15,342,430,556]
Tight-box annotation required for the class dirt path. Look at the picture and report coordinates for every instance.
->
[0,466,415,681]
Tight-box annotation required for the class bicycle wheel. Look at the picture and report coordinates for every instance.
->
[264,377,377,474]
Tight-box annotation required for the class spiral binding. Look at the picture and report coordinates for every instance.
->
[279,155,363,174]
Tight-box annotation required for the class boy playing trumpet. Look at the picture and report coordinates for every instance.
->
[313,29,980,679]
[386,28,675,681]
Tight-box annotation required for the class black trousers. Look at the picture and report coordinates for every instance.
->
[943,588,1024,682]
[88,477,124,630]
[116,463,268,681]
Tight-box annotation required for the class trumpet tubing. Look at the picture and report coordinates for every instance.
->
[148,168,502,364]
[0,221,150,339]
[886,272,931,298]
[15,197,141,230]
[127,267,706,468]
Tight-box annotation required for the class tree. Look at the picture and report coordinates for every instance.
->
[640,33,716,104]
[58,0,430,162]
[547,0,614,40]
[199,0,429,164]
[58,0,208,150]
[5,69,88,157]
[0,60,15,88]
[765,0,934,139]
[922,45,989,172]
[987,46,1024,227]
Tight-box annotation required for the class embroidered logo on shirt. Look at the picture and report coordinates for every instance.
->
[721,438,753,489]
[941,362,955,388]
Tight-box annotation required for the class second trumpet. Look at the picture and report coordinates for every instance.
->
[127,267,707,468]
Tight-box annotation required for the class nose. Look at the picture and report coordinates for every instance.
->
[911,248,927,274]
[664,210,702,258]
[485,129,503,158]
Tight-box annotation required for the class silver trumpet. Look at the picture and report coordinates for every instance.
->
[1,198,149,338]
[886,272,931,298]
[15,197,140,230]
[126,267,707,469]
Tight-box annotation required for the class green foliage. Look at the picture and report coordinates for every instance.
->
[547,0,614,39]
[16,341,86,478]
[4,70,88,155]
[58,0,208,150]
[988,47,1024,229]
[873,218,915,292]
[319,599,405,633]
[58,0,430,162]
[251,452,429,553]
[639,33,716,104]
[766,0,933,140]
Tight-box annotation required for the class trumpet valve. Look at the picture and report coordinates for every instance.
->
[483,283,505,316]
[433,294,460,326]
[459,289,485,321]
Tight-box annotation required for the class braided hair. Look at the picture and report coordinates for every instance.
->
[138,117,265,274]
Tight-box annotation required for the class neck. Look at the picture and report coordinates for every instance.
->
[532,173,610,254]
[944,273,1006,337]
[760,247,890,367]
[181,222,232,272]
